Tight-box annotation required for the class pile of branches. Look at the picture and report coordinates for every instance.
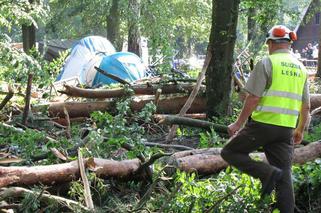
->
[0,73,321,211]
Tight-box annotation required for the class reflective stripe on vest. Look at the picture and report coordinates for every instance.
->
[262,90,302,101]
[251,53,307,128]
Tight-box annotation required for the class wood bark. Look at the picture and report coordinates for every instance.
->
[0,85,13,111]
[0,158,141,188]
[128,0,142,57]
[317,17,321,78]
[310,94,321,111]
[22,74,33,125]
[95,66,131,85]
[107,0,122,50]
[48,93,321,118]
[160,115,228,134]
[206,0,240,117]
[59,83,204,99]
[0,141,319,187]
[22,0,35,53]
[48,96,206,118]
[154,113,207,121]
[247,7,256,42]
[168,140,321,175]
[78,150,94,209]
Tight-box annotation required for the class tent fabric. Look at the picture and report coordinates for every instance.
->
[56,36,116,83]
[56,36,148,87]
[92,52,147,86]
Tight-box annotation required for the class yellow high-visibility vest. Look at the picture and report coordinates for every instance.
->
[251,53,307,128]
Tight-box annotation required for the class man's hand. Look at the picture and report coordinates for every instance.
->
[293,129,303,145]
[228,122,242,137]
[227,93,260,137]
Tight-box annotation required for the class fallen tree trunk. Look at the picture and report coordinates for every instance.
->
[154,113,207,121]
[0,158,141,188]
[0,141,320,187]
[159,115,228,133]
[49,96,206,118]
[311,94,321,111]
[50,93,320,118]
[168,141,321,175]
[59,83,204,99]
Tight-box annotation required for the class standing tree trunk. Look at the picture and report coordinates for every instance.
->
[317,21,321,78]
[22,25,35,53]
[22,0,36,53]
[206,0,240,117]
[107,0,122,51]
[128,0,142,57]
[247,7,256,42]
[22,0,35,53]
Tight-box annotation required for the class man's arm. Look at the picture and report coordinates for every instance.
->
[293,102,310,144]
[228,93,260,136]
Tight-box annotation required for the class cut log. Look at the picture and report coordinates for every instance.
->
[48,93,319,118]
[154,113,207,121]
[0,141,319,187]
[49,96,206,118]
[59,83,204,99]
[159,115,228,133]
[311,94,321,111]
[0,158,141,188]
[168,141,321,175]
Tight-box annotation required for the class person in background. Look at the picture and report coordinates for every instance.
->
[294,50,301,59]
[221,25,310,213]
[313,44,318,61]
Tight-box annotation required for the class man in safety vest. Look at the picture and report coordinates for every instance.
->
[221,25,310,212]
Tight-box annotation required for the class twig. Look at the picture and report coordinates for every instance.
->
[311,106,321,116]
[121,143,145,162]
[30,134,91,162]
[49,121,67,129]
[142,142,193,151]
[22,73,33,125]
[78,149,94,209]
[154,88,162,106]
[134,152,173,175]
[94,66,131,85]
[63,106,71,139]
[0,85,14,111]
[159,115,228,134]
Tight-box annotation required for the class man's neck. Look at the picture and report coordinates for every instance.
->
[269,46,290,55]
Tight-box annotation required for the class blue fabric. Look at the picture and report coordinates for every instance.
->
[93,52,146,86]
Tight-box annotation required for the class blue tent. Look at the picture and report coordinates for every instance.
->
[92,52,147,86]
[55,36,147,87]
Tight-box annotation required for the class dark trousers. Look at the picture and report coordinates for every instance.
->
[221,120,294,213]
